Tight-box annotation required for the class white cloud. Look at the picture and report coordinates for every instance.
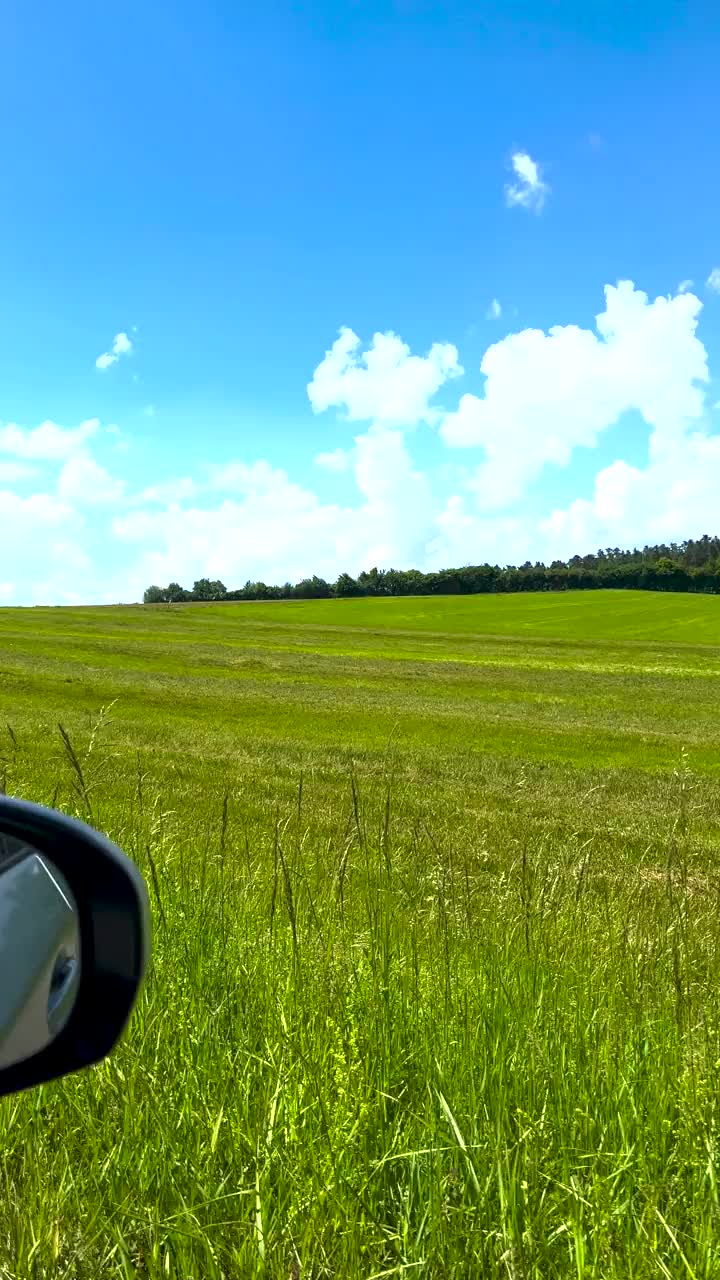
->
[440,281,707,508]
[314,447,352,472]
[112,425,437,592]
[0,418,99,461]
[3,278,720,605]
[353,427,434,565]
[96,331,133,371]
[114,473,341,590]
[57,454,125,506]
[540,431,720,558]
[678,279,694,294]
[136,477,196,505]
[427,496,528,570]
[0,490,72,526]
[0,489,92,606]
[707,268,720,294]
[427,426,720,572]
[206,460,293,494]
[487,299,502,320]
[505,151,549,212]
[308,327,462,428]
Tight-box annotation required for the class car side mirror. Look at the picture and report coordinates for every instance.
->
[0,797,150,1098]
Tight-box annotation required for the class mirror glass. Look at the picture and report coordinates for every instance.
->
[0,835,81,1070]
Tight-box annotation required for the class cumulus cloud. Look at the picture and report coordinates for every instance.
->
[308,327,462,428]
[440,281,708,508]
[112,424,437,593]
[57,454,125,506]
[0,491,73,526]
[0,417,126,599]
[0,418,99,461]
[113,469,343,591]
[707,268,720,294]
[96,332,133,371]
[427,430,720,571]
[505,151,549,212]
[540,430,720,558]
[0,489,92,606]
[353,427,434,564]
[487,299,502,320]
[3,278,720,604]
[427,496,528,570]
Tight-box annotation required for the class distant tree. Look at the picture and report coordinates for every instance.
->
[384,568,409,595]
[333,572,361,597]
[192,578,226,601]
[406,568,429,594]
[147,533,720,605]
[241,581,270,600]
[357,567,387,595]
[295,576,331,599]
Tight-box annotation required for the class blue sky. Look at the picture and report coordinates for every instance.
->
[2,0,720,603]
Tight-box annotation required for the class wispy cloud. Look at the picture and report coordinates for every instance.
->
[487,298,502,320]
[677,279,694,294]
[96,331,133,371]
[314,447,352,472]
[0,461,37,483]
[707,268,720,293]
[505,151,549,213]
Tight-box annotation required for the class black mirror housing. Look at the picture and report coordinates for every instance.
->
[0,797,150,1098]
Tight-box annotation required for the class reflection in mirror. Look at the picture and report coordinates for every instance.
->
[0,835,81,1070]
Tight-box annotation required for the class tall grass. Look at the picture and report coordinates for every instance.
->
[1,720,719,1278]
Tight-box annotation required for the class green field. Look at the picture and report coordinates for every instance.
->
[1,591,720,1277]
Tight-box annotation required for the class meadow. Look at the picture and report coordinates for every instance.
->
[1,589,719,1278]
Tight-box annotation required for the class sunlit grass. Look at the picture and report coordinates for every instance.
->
[1,593,719,1277]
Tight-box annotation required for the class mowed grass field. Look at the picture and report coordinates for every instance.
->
[1,589,720,1278]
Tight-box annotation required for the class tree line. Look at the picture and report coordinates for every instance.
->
[143,534,720,604]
